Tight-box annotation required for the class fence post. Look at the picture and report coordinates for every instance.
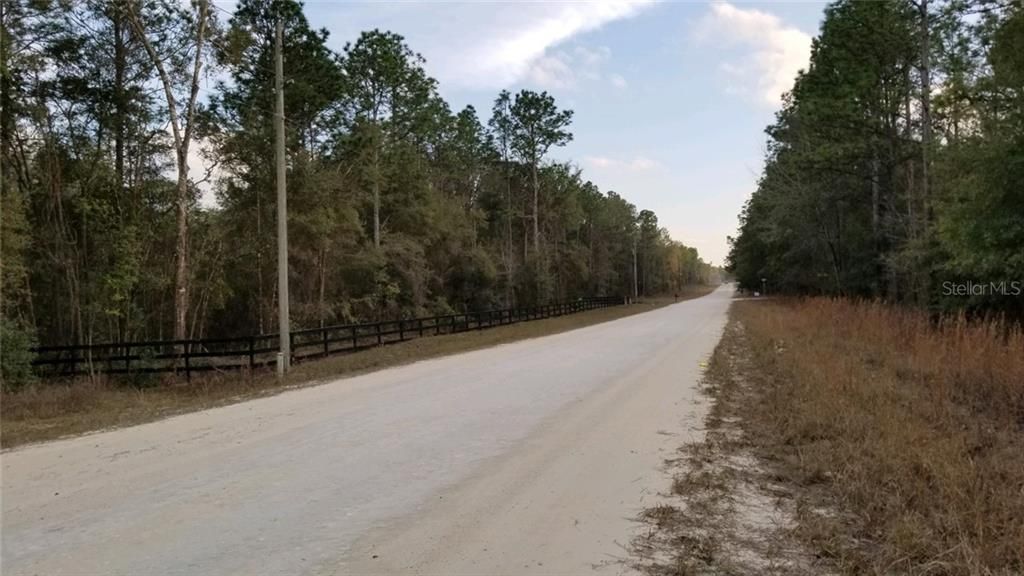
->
[399,320,405,341]
[376,322,382,346]
[418,318,424,337]
[323,327,329,356]
[249,337,255,370]
[351,326,358,350]
[184,343,191,382]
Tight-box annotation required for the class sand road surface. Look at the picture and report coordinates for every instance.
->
[2,286,733,575]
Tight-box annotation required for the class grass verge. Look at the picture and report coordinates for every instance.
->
[636,297,1024,575]
[631,307,824,575]
[1,287,713,449]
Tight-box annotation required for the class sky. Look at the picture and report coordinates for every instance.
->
[208,0,829,266]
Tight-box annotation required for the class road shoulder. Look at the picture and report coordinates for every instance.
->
[3,288,715,449]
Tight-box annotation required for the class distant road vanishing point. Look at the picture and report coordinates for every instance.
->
[2,286,733,575]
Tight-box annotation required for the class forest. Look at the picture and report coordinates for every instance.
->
[0,0,717,382]
[727,0,1023,317]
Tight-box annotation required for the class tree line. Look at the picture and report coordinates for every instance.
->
[727,0,1023,317]
[0,0,716,380]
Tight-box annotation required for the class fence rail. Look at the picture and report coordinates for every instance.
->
[30,296,625,379]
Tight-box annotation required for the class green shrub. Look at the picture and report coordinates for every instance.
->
[1,318,37,389]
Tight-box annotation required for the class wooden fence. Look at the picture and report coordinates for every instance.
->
[30,296,625,379]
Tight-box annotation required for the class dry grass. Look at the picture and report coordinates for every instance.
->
[634,297,1023,575]
[631,311,824,576]
[732,298,1024,574]
[1,287,712,449]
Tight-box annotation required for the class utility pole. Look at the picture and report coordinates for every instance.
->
[275,15,290,374]
[632,234,639,302]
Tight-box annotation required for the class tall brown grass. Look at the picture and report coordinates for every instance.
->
[736,298,1024,574]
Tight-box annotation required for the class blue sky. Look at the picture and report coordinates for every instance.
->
[209,0,829,265]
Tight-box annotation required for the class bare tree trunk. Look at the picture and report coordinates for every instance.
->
[904,71,916,240]
[531,160,539,255]
[816,205,844,296]
[112,10,126,196]
[919,0,931,224]
[918,0,932,306]
[318,245,326,328]
[523,213,528,262]
[505,174,514,307]
[532,159,543,301]
[632,236,638,300]
[128,0,208,343]
[257,190,265,334]
[871,149,881,297]
[173,162,189,341]
[373,140,381,249]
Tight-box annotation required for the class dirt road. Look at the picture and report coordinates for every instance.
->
[2,286,732,575]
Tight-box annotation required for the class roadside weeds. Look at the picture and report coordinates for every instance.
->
[630,310,825,576]
[633,298,1024,575]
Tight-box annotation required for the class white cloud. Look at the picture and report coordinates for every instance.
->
[479,2,653,88]
[526,45,613,90]
[573,45,612,80]
[528,53,578,89]
[317,1,655,91]
[585,155,659,171]
[609,73,628,89]
[694,2,812,106]
[586,156,616,168]
[629,156,657,171]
